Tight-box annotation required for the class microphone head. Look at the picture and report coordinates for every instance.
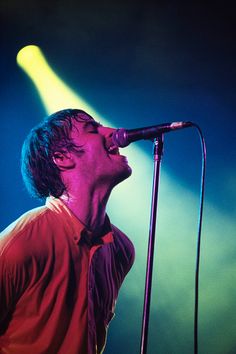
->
[112,128,129,148]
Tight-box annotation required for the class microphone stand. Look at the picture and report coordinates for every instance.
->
[140,135,164,354]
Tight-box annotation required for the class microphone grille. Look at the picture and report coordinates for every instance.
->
[112,128,128,148]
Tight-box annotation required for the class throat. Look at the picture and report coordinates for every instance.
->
[59,188,110,234]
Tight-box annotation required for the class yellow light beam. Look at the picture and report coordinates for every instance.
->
[17,45,100,118]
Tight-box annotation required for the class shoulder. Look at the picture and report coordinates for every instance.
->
[0,205,61,293]
[0,205,54,263]
[0,206,53,300]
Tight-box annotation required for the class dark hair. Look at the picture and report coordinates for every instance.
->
[21,109,94,200]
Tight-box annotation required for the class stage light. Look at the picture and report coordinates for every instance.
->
[16,45,99,117]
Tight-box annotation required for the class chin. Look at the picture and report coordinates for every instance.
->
[113,165,132,187]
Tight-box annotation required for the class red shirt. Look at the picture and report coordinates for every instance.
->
[0,197,135,354]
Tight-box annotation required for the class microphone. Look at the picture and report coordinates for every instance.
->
[112,121,193,147]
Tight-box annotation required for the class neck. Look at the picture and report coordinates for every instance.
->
[60,183,112,235]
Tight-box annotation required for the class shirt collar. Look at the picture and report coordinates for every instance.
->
[45,196,114,246]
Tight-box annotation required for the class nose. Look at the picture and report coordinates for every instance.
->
[98,125,117,150]
[98,125,116,138]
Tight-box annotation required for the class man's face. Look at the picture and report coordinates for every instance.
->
[69,113,132,188]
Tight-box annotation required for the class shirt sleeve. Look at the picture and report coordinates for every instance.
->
[0,257,16,328]
[0,236,29,330]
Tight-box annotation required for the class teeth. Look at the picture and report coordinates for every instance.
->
[108,145,119,154]
[108,145,116,152]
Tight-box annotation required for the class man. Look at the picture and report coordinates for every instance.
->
[0,109,135,354]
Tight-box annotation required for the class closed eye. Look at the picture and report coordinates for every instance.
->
[85,121,103,133]
[88,130,98,134]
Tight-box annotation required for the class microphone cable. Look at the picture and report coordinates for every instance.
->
[191,123,207,354]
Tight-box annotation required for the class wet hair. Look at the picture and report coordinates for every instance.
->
[21,108,94,200]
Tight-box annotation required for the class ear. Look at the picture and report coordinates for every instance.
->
[52,151,76,170]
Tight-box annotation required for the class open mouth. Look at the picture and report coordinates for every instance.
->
[107,145,120,155]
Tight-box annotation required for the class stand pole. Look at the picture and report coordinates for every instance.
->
[140,135,164,354]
